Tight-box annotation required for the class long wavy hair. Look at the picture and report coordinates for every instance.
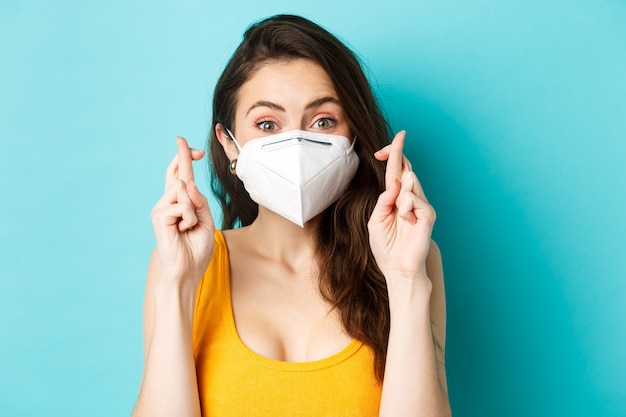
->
[208,14,392,381]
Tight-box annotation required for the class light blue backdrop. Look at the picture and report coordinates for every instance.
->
[1,0,624,416]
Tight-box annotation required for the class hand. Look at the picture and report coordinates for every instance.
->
[368,131,436,282]
[151,137,215,284]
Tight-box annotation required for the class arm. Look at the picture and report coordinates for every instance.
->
[132,137,214,417]
[132,252,202,417]
[380,242,449,416]
[369,131,451,417]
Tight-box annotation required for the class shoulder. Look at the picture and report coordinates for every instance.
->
[220,226,255,257]
[220,227,244,244]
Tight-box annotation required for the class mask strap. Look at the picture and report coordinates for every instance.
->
[225,128,243,152]
[348,136,358,152]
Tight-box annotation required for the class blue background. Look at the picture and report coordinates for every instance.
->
[1,0,624,416]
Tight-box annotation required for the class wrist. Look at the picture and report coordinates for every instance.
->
[153,279,198,324]
[386,273,432,317]
[385,270,432,294]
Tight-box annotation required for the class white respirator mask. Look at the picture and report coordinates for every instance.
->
[227,129,359,227]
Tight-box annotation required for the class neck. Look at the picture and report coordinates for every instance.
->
[246,207,319,265]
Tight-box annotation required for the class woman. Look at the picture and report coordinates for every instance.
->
[133,14,450,417]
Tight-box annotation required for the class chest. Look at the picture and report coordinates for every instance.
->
[192,234,383,416]
[229,261,352,362]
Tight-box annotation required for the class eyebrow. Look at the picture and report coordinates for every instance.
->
[305,96,342,110]
[245,96,342,116]
[246,100,285,116]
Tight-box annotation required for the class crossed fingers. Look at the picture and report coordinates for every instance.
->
[155,137,207,232]
[375,131,428,203]
[164,137,205,191]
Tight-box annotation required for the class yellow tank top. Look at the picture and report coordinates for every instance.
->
[192,230,382,416]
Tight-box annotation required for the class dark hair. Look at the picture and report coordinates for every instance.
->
[208,14,392,381]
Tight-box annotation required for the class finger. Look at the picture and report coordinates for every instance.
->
[374,144,391,161]
[154,180,198,230]
[369,179,402,225]
[395,190,434,225]
[168,179,214,231]
[191,149,205,160]
[177,136,195,185]
[165,154,179,191]
[377,148,413,172]
[384,131,406,190]
[400,170,427,201]
[402,155,413,172]
[187,182,214,227]
[152,202,198,232]
[395,191,419,224]
[152,183,198,231]
[160,179,192,206]
[164,148,205,191]
[374,134,413,170]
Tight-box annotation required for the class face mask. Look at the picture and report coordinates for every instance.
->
[227,129,359,227]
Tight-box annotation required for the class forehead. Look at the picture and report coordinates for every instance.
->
[237,59,338,108]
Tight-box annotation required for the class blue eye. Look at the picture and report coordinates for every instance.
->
[257,121,278,131]
[314,117,336,129]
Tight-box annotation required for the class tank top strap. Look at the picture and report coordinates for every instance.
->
[192,229,228,357]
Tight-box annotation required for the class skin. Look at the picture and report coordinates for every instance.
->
[133,59,450,416]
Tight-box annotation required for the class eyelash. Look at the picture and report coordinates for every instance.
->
[256,119,278,132]
[255,116,337,131]
[312,116,336,129]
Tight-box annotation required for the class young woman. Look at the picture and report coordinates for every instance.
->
[133,14,450,417]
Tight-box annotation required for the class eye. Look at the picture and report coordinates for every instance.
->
[256,120,278,132]
[313,117,336,129]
